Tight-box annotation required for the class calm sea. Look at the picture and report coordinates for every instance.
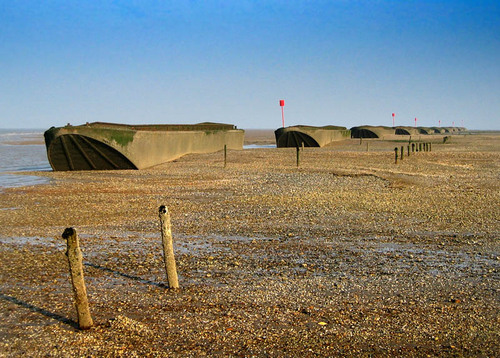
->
[0,129,52,189]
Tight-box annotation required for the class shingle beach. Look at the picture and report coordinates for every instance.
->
[1,131,498,356]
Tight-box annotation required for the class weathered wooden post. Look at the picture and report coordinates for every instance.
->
[296,146,300,167]
[400,146,404,160]
[412,143,415,153]
[429,143,432,152]
[394,147,398,164]
[366,142,369,152]
[159,205,179,288]
[63,227,93,330]
[419,143,422,152]
[224,145,227,168]
[407,145,410,157]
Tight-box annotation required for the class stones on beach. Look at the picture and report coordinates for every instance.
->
[0,134,499,356]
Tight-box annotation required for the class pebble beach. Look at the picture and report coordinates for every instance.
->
[1,131,499,356]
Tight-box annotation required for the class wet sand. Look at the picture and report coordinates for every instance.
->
[1,132,499,356]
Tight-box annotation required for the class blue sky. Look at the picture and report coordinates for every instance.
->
[1,0,499,129]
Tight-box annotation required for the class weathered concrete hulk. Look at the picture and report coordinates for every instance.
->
[275,125,350,148]
[44,122,244,171]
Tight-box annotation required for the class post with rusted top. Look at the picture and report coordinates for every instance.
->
[394,147,398,164]
[62,227,93,330]
[400,146,404,160]
[224,145,227,168]
[159,205,179,288]
[296,146,300,167]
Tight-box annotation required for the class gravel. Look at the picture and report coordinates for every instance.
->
[0,134,499,356]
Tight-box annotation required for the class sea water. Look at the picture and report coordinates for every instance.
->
[0,129,52,189]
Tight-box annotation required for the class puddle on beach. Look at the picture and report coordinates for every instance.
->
[0,236,64,249]
[2,231,497,282]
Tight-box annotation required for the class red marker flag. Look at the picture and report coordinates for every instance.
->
[279,100,285,127]
[392,113,395,126]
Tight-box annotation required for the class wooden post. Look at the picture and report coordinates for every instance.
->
[419,143,422,152]
[429,143,432,152]
[224,145,227,168]
[296,146,300,167]
[394,147,398,164]
[407,145,410,157]
[366,142,369,152]
[62,228,93,330]
[412,143,415,153]
[159,205,179,288]
[400,146,404,160]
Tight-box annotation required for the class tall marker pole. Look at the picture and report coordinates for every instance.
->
[392,113,395,127]
[280,99,285,128]
[415,117,417,127]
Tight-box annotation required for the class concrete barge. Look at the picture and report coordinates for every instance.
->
[44,122,244,171]
[351,126,467,138]
[275,125,350,148]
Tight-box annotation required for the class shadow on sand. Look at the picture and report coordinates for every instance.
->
[0,292,78,329]
[84,262,169,289]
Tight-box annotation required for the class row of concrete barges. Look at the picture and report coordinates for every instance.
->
[44,122,466,171]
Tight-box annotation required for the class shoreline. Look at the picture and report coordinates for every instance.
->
[1,133,499,356]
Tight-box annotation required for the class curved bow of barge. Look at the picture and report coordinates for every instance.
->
[275,125,350,148]
[44,122,244,171]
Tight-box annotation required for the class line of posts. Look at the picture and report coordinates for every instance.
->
[395,142,432,164]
